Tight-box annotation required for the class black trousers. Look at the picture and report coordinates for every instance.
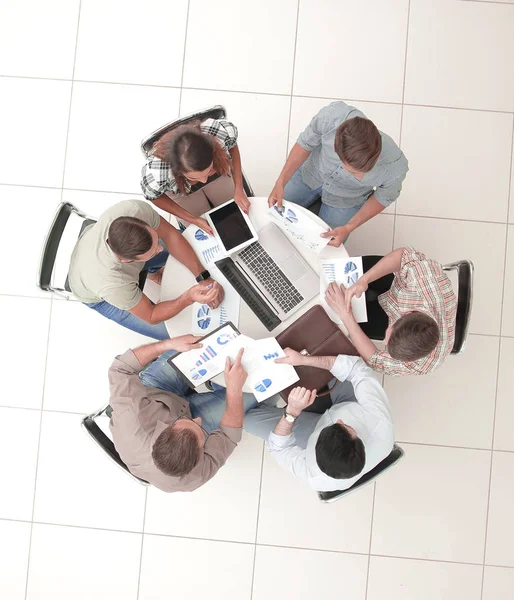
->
[359,256,394,341]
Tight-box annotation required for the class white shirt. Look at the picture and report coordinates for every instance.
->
[268,356,394,492]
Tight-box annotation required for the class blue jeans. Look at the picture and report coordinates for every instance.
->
[243,379,356,448]
[86,248,170,340]
[284,167,363,229]
[140,350,259,433]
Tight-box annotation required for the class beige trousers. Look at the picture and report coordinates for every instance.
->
[166,175,235,223]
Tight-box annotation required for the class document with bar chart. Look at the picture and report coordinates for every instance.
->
[182,225,224,267]
[319,256,368,323]
[168,323,240,387]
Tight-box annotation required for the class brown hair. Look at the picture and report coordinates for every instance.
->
[152,120,231,194]
[107,216,153,260]
[334,117,382,172]
[152,424,201,478]
[388,311,440,362]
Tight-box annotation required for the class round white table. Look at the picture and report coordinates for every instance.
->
[161,197,349,340]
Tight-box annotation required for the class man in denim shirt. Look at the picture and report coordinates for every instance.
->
[268,101,408,246]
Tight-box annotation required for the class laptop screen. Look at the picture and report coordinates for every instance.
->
[209,201,254,251]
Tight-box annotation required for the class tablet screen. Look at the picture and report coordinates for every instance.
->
[210,201,254,251]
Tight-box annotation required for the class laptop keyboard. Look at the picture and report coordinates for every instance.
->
[238,242,304,313]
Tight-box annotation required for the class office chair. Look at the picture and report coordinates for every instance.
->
[82,405,149,486]
[38,202,149,299]
[442,260,474,354]
[317,444,405,503]
[140,105,255,198]
[37,202,97,299]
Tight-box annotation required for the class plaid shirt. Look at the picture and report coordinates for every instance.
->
[140,118,238,201]
[367,247,457,377]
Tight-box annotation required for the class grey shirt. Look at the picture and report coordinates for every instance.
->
[297,101,409,208]
[108,350,242,492]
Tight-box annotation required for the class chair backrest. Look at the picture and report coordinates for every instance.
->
[317,444,405,503]
[37,202,96,297]
[443,260,474,354]
[140,105,227,156]
[82,406,149,486]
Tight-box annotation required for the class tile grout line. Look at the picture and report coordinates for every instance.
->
[479,110,514,600]
[284,0,302,154]
[135,488,148,600]
[59,0,82,194]
[249,441,266,600]
[23,298,54,600]
[2,72,514,115]
[364,483,378,600]
[459,0,514,5]
[177,0,191,114]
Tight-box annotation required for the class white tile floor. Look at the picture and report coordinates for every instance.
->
[0,0,513,598]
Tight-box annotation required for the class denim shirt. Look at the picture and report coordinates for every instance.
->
[297,101,409,208]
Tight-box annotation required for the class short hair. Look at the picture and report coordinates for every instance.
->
[334,116,382,172]
[152,424,201,478]
[108,216,153,260]
[315,423,366,479]
[388,311,440,362]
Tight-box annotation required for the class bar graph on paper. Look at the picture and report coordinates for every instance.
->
[321,262,336,283]
[195,345,218,366]
[202,245,222,265]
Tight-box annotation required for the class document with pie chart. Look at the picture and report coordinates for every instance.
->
[319,256,368,323]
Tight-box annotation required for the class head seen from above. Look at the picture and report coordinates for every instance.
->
[152,121,231,193]
[152,417,207,478]
[385,311,440,362]
[107,216,163,262]
[315,420,366,480]
[334,116,382,180]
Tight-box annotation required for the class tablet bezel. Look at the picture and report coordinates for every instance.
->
[205,199,258,255]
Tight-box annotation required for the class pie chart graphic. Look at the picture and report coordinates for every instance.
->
[285,208,298,224]
[255,378,272,394]
[344,261,357,274]
[347,272,359,285]
[192,368,208,381]
[195,229,209,241]
[197,305,211,330]
[216,333,234,345]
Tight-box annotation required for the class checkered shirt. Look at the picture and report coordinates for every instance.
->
[140,118,238,201]
[367,247,457,376]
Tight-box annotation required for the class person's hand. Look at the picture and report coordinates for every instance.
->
[344,280,368,312]
[268,181,285,210]
[325,282,354,322]
[205,278,224,309]
[225,348,247,395]
[193,217,214,236]
[234,189,251,214]
[275,347,307,367]
[287,386,316,416]
[187,281,220,306]
[320,225,352,248]
[167,334,203,353]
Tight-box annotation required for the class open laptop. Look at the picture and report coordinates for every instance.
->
[207,201,319,331]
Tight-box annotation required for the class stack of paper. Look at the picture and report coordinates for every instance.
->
[267,201,331,254]
[319,256,368,323]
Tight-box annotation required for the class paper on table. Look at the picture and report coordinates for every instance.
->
[319,256,368,323]
[171,324,240,387]
[223,336,300,401]
[191,271,241,334]
[267,201,331,254]
[182,225,224,267]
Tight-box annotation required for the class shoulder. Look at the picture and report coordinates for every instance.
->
[377,133,408,171]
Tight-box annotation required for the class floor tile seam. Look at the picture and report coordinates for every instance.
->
[364,483,378,600]
[283,0,301,157]
[177,0,191,114]
[394,212,511,226]
[135,488,148,600]
[23,298,54,600]
[250,443,266,600]
[459,0,514,5]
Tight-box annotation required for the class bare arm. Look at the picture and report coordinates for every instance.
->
[229,144,251,213]
[220,349,247,429]
[132,335,202,368]
[151,195,212,233]
[156,217,204,277]
[268,143,311,209]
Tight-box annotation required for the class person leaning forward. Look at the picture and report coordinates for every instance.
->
[67,199,224,340]
[109,337,249,492]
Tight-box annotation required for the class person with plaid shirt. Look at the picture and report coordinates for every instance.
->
[324,247,457,376]
[141,118,250,233]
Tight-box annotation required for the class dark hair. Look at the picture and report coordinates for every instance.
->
[107,216,153,260]
[315,423,366,479]
[152,121,230,194]
[152,424,201,478]
[334,116,382,172]
[388,311,440,362]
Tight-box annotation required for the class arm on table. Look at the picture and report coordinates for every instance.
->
[268,143,311,209]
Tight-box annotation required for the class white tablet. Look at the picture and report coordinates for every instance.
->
[205,199,258,255]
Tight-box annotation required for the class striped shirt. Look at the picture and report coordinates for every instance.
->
[140,118,238,201]
[367,247,457,377]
